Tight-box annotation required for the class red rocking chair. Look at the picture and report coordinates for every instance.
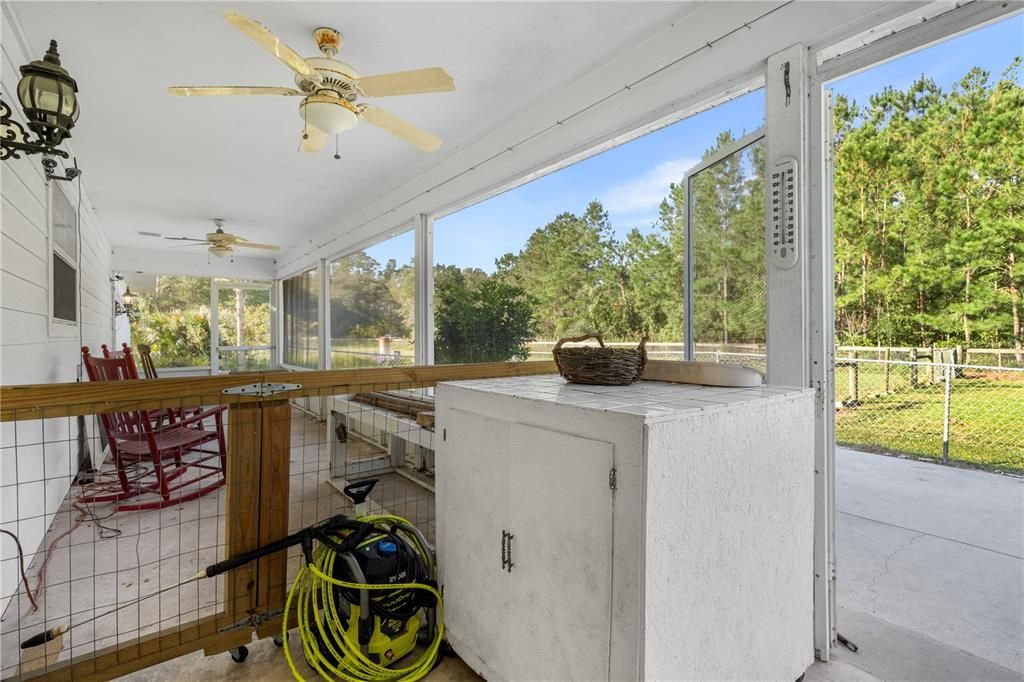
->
[81,345,228,511]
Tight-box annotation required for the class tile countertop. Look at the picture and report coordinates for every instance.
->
[439,374,811,421]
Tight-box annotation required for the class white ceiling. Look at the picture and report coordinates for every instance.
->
[6,1,686,259]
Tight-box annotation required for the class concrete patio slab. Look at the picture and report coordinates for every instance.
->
[836,447,1024,677]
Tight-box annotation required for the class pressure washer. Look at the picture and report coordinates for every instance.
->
[21,478,444,681]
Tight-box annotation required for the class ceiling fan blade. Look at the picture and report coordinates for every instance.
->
[234,242,280,251]
[359,106,442,152]
[168,86,304,97]
[164,236,210,242]
[223,11,322,84]
[168,242,211,249]
[354,67,455,97]
[301,125,327,152]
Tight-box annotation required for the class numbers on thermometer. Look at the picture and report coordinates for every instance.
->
[769,157,798,269]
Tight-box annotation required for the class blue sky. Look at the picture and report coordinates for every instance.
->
[368,15,1022,272]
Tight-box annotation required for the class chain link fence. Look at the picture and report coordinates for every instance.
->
[528,341,1023,471]
[528,341,767,371]
[835,358,1023,472]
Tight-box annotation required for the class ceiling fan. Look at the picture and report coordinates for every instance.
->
[148,219,280,258]
[168,11,454,153]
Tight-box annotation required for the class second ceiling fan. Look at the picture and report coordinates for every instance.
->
[168,11,455,152]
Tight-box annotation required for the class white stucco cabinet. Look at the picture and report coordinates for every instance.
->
[436,375,815,681]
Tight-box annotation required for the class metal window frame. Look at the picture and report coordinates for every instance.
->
[278,266,321,371]
[47,178,80,333]
[210,278,275,375]
[683,128,766,361]
[318,221,419,369]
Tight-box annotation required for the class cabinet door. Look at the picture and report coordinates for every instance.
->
[507,424,614,681]
[436,408,510,680]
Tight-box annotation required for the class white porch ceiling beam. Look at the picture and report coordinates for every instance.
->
[110,246,278,281]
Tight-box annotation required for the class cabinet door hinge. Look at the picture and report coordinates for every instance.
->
[608,467,617,490]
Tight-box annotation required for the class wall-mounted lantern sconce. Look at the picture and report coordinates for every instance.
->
[114,287,140,321]
[1,39,82,182]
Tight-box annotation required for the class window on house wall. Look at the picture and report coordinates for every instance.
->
[50,184,78,324]
[432,89,765,365]
[283,267,320,369]
[329,230,415,368]
[127,273,212,368]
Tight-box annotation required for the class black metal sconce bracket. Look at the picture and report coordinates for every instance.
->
[42,154,81,182]
[0,96,69,161]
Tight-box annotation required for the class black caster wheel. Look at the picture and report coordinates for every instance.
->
[230,645,249,663]
[272,635,284,648]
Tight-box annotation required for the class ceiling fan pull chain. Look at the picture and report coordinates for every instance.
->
[334,135,340,160]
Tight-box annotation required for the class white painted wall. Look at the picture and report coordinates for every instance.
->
[0,37,115,605]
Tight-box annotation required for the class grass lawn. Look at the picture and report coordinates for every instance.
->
[331,338,415,368]
[836,368,1024,472]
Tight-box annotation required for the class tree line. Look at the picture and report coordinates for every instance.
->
[832,60,1021,351]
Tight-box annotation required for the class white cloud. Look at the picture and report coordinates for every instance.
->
[602,158,698,215]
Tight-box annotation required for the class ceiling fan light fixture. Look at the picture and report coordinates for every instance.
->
[299,95,358,135]
[209,245,232,258]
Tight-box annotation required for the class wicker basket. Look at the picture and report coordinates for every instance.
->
[552,335,648,386]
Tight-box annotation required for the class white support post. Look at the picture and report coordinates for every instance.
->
[272,277,284,369]
[210,278,220,375]
[766,43,835,661]
[765,44,811,386]
[808,66,837,663]
[414,214,434,366]
[319,257,331,371]
[318,258,331,420]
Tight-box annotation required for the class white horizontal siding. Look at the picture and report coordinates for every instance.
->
[0,34,115,604]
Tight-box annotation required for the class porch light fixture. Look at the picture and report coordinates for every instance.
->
[299,95,358,135]
[1,39,82,182]
[114,287,139,321]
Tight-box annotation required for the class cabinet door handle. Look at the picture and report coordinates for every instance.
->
[501,528,516,569]
[501,530,507,570]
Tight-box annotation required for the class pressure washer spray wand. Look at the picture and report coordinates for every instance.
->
[20,479,382,651]
[19,499,377,650]
[18,516,355,650]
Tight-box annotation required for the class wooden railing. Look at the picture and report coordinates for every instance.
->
[0,361,557,681]
[0,361,558,421]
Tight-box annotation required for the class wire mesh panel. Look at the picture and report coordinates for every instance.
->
[0,390,250,679]
[1,360,558,679]
[282,381,438,590]
[688,137,767,373]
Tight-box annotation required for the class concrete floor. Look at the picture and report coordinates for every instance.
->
[125,444,1024,682]
[835,447,1024,680]
[122,625,880,682]
[5,412,1021,680]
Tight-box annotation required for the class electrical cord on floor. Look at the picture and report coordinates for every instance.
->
[0,529,39,612]
[19,570,204,649]
[25,474,125,611]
